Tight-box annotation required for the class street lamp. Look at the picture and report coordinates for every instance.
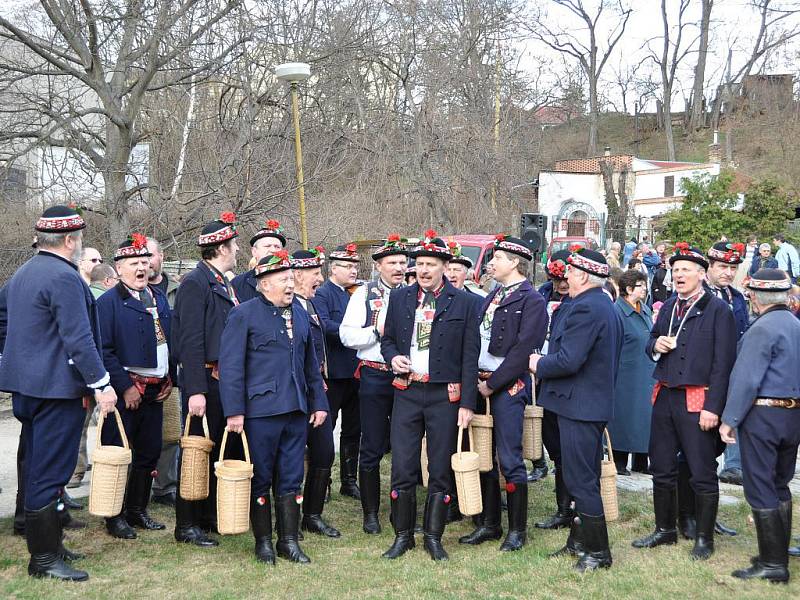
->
[276,62,312,249]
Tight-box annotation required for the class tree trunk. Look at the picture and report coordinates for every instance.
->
[689,0,713,131]
[599,160,627,243]
[104,123,133,243]
[588,74,598,156]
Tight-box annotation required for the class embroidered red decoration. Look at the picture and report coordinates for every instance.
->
[274,249,289,261]
[390,489,399,500]
[314,245,325,255]
[345,242,358,253]
[131,232,147,249]
[387,233,401,242]
[674,241,690,252]
[731,242,744,254]
[569,244,582,253]
[257,496,266,506]
[506,482,516,493]
[424,229,437,240]
[220,211,236,224]
[495,233,506,242]
[267,219,281,230]
[443,494,451,504]
[150,469,158,478]
[295,494,304,504]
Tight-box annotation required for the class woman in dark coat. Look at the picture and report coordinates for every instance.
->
[607,270,655,475]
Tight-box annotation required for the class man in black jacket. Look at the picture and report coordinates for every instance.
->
[380,231,480,561]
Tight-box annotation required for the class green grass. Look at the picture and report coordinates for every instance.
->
[0,472,797,599]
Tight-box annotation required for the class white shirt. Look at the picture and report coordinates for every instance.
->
[124,287,169,378]
[339,279,399,363]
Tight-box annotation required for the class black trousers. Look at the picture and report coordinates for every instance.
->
[326,378,361,448]
[649,387,718,495]
[390,382,458,494]
[101,384,164,471]
[542,409,562,469]
[557,415,605,516]
[307,411,335,469]
[358,367,394,470]
[739,406,800,509]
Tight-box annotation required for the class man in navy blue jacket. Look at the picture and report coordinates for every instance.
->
[171,212,240,547]
[0,205,117,582]
[633,244,737,561]
[97,234,173,540]
[460,235,547,552]
[231,218,286,303]
[380,231,480,562]
[530,247,623,572]
[313,242,362,499]
[220,251,328,565]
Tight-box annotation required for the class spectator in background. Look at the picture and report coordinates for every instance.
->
[650,261,670,305]
[78,247,103,286]
[773,234,800,283]
[606,242,621,269]
[608,270,653,476]
[623,238,637,266]
[89,263,118,299]
[641,243,661,280]
[749,243,779,276]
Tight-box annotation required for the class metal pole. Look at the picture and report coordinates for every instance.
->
[290,82,308,249]
[491,41,501,211]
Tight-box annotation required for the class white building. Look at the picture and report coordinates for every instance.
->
[537,151,721,244]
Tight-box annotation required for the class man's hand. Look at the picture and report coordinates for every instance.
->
[156,379,173,401]
[698,409,719,431]
[391,355,412,374]
[309,411,328,428]
[477,380,493,398]
[377,322,385,337]
[123,385,142,410]
[719,423,736,444]
[457,407,474,428]
[653,336,675,354]
[95,386,117,416]
[227,415,244,433]
[528,353,541,374]
[188,393,206,417]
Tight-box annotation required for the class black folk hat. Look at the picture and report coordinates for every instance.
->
[567,246,610,278]
[411,230,452,261]
[747,268,792,292]
[198,212,239,247]
[250,218,287,247]
[669,242,709,270]
[254,250,292,277]
[35,204,86,233]
[114,233,152,261]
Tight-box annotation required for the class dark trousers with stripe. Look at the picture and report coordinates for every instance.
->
[478,386,528,484]
[13,394,84,511]
[101,383,164,471]
[248,411,308,498]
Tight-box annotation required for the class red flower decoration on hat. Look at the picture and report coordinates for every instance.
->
[266,219,281,230]
[448,240,458,250]
[345,242,358,254]
[274,249,289,261]
[731,242,745,255]
[387,233,401,243]
[548,260,566,278]
[424,229,437,240]
[495,234,506,242]
[131,232,147,250]
[314,245,326,256]
[220,211,236,224]
[674,241,690,252]
[569,244,582,253]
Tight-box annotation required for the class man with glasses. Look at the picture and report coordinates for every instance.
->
[314,243,363,500]
[78,247,103,286]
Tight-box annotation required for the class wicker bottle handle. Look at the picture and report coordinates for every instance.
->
[485,397,491,417]
[95,407,129,450]
[456,425,475,455]
[219,428,251,465]
[183,414,210,439]
[530,374,537,407]
[604,428,615,463]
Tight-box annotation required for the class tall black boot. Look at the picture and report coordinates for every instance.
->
[422,492,450,561]
[733,508,789,583]
[575,513,612,572]
[359,467,382,534]
[14,434,26,536]
[125,468,166,530]
[302,467,341,538]
[26,500,88,581]
[447,493,464,523]
[527,456,549,482]
[339,443,361,500]
[105,515,136,539]
[632,485,678,548]
[549,514,584,558]
[500,483,528,551]
[459,474,503,545]
[691,492,718,560]
[535,469,573,529]
[250,495,275,565]
[382,489,416,559]
[275,493,310,563]
[174,494,218,547]
[676,461,696,540]
[780,500,800,558]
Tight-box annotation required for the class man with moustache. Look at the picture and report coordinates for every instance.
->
[232,219,286,303]
[340,235,408,534]
[96,234,173,539]
[220,251,328,564]
[171,212,240,547]
[0,205,117,581]
[460,235,547,552]
[145,238,180,507]
[529,247,623,572]
[291,247,340,538]
[380,230,480,561]
[632,244,737,561]
[314,242,363,500]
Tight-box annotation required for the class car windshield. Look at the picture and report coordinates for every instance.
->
[459,245,482,266]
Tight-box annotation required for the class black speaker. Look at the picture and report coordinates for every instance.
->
[520,213,547,254]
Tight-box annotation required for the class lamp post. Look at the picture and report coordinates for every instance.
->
[276,62,312,249]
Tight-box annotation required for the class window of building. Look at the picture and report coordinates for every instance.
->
[0,167,28,202]
[664,175,675,197]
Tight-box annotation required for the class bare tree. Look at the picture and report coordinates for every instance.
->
[688,0,713,131]
[525,0,632,156]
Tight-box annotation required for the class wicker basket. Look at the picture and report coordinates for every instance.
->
[451,426,482,516]
[523,405,545,460]
[601,428,619,522]
[89,409,132,517]
[420,435,429,488]
[161,388,182,444]
[179,415,215,501]
[215,428,254,535]
[471,397,493,472]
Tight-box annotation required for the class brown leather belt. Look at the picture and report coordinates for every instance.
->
[754,398,800,409]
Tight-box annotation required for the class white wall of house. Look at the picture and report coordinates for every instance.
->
[634,165,720,201]
[538,171,605,219]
